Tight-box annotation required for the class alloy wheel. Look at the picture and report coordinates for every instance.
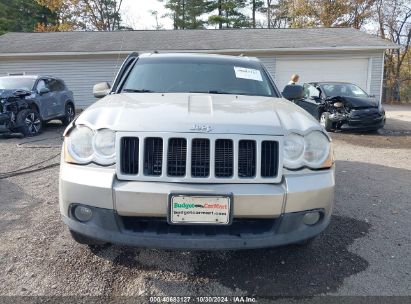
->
[25,112,41,135]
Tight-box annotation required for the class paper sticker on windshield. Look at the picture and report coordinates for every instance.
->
[234,67,263,81]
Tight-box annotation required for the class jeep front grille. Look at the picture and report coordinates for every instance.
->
[167,138,187,177]
[238,140,256,178]
[120,137,139,175]
[144,137,163,176]
[117,133,282,183]
[215,139,234,178]
[261,141,279,178]
[191,138,210,178]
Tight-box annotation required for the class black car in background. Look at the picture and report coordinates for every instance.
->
[0,75,75,136]
[295,82,385,132]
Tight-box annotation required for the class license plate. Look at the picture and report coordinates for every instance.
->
[169,194,231,225]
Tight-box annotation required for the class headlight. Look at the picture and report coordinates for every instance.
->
[304,131,330,168]
[65,125,116,165]
[93,129,116,165]
[66,125,94,164]
[283,133,305,169]
[283,131,332,170]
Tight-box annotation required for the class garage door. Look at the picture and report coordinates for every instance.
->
[275,58,370,93]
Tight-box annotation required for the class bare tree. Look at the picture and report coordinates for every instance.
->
[36,0,124,31]
[150,10,164,30]
[347,0,376,29]
[376,0,411,102]
[81,0,123,31]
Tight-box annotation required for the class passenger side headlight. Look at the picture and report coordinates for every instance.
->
[283,133,305,169]
[283,131,333,170]
[65,125,116,165]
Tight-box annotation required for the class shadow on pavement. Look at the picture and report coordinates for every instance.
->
[71,161,411,296]
[0,179,31,235]
[103,214,370,297]
[193,215,370,297]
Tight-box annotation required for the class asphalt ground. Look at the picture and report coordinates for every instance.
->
[0,104,410,302]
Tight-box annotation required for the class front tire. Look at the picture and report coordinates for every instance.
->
[320,112,334,132]
[14,109,42,137]
[61,103,75,126]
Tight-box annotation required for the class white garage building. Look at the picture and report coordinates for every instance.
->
[0,28,397,108]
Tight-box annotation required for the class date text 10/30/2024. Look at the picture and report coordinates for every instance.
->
[149,296,257,303]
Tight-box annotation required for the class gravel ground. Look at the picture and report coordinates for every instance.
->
[0,105,410,300]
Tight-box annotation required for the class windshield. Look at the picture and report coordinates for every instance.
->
[321,83,369,98]
[0,77,35,91]
[121,58,277,97]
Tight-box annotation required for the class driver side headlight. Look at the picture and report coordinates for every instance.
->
[65,125,116,165]
[283,131,333,169]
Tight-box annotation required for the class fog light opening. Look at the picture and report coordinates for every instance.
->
[74,205,93,222]
[303,211,321,226]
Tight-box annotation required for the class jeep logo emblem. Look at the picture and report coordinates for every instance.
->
[190,124,213,132]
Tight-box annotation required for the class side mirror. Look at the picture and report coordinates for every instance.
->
[282,85,304,101]
[39,87,50,95]
[93,82,111,98]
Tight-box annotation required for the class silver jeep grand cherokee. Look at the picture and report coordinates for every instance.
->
[59,53,335,249]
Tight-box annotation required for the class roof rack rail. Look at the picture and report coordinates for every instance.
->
[127,52,139,59]
[8,72,26,76]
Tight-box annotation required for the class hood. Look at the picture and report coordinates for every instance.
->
[336,96,379,109]
[76,93,321,135]
[0,89,31,99]
[0,89,15,98]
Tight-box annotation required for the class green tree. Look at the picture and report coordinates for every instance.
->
[186,0,214,28]
[259,0,290,28]
[208,0,250,28]
[249,0,264,28]
[160,0,213,29]
[0,0,57,34]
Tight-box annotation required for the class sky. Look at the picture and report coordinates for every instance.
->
[120,0,173,30]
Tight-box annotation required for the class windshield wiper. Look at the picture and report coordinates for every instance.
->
[123,89,156,93]
[189,90,233,95]
[208,90,232,94]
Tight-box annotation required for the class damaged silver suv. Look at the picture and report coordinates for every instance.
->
[59,53,335,249]
[0,75,75,136]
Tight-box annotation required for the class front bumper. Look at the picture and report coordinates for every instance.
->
[329,111,385,131]
[59,163,335,249]
[342,116,385,131]
[63,207,330,249]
